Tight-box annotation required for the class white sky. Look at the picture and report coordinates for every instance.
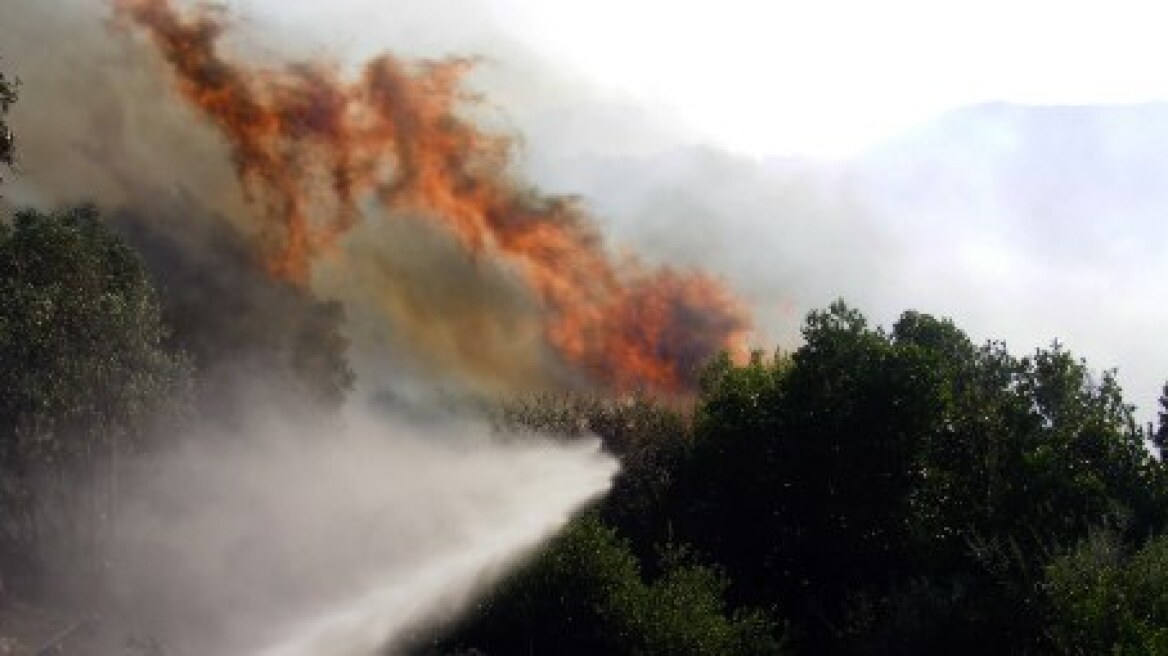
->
[12,0,1164,411]
[477,0,1168,157]
[257,0,1168,157]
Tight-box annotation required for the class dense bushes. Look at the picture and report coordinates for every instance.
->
[0,62,14,184]
[4,55,1168,654]
[0,206,192,595]
[1045,531,1168,654]
[8,212,1164,653]
[431,301,1168,655]
[424,514,784,656]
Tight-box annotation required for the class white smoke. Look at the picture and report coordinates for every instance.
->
[98,410,616,655]
[0,9,620,652]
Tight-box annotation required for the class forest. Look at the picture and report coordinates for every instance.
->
[5,39,1168,655]
[416,308,1168,655]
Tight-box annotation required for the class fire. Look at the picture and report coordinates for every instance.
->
[115,0,751,393]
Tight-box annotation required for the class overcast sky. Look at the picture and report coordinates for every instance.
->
[2,0,1165,416]
[327,0,1166,416]
[256,0,1168,414]
[258,0,1168,157]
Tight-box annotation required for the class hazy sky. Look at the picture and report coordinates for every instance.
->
[2,0,1164,416]
[8,4,1164,649]
[265,0,1168,157]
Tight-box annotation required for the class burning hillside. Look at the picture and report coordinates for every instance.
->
[114,0,750,394]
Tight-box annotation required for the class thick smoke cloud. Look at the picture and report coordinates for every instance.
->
[1,2,1166,654]
[2,2,1163,403]
[1,0,747,399]
[110,0,749,396]
[109,191,357,423]
[525,110,1168,417]
[0,4,622,654]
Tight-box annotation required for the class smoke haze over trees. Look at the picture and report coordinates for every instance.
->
[2,1,1168,654]
[421,305,1168,655]
[0,64,13,184]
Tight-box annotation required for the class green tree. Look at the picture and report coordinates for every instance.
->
[0,205,192,593]
[890,321,1156,653]
[1046,530,1168,655]
[1153,382,1168,460]
[427,514,784,656]
[496,392,693,565]
[680,302,947,650]
[425,302,1162,655]
[0,62,14,181]
[680,302,1160,653]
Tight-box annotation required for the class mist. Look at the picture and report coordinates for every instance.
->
[77,409,613,654]
[2,0,1168,651]
[0,3,622,652]
[521,113,1168,417]
[5,2,1166,410]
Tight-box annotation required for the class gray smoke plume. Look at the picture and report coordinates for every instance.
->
[0,4,618,653]
[4,3,1166,651]
[0,0,578,397]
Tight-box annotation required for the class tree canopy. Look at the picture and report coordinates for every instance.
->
[0,62,15,184]
[0,205,192,594]
[429,301,1168,655]
[3,52,1168,655]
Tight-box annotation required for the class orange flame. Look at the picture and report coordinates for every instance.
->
[115,0,751,393]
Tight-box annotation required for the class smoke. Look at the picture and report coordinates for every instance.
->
[4,1,1165,652]
[0,2,626,652]
[107,0,749,395]
[0,0,749,398]
[94,411,616,654]
[525,113,1168,417]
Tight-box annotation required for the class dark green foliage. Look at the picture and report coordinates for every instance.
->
[1046,530,1168,654]
[418,395,785,654]
[493,393,693,565]
[0,62,15,182]
[660,301,1162,653]
[899,336,1158,651]
[0,206,192,593]
[676,302,950,649]
[1154,382,1168,460]
[0,207,191,456]
[428,514,784,656]
[442,301,1167,655]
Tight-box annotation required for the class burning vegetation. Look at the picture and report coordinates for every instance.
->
[114,0,751,394]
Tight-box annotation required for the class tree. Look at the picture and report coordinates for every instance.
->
[0,61,17,186]
[0,205,192,594]
[679,302,949,650]
[423,514,785,656]
[1154,382,1168,460]
[495,391,694,566]
[679,302,1161,653]
[1046,530,1168,654]
[404,301,1163,655]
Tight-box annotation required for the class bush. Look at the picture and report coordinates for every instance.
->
[0,206,192,596]
[1046,531,1168,655]
[429,514,785,656]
